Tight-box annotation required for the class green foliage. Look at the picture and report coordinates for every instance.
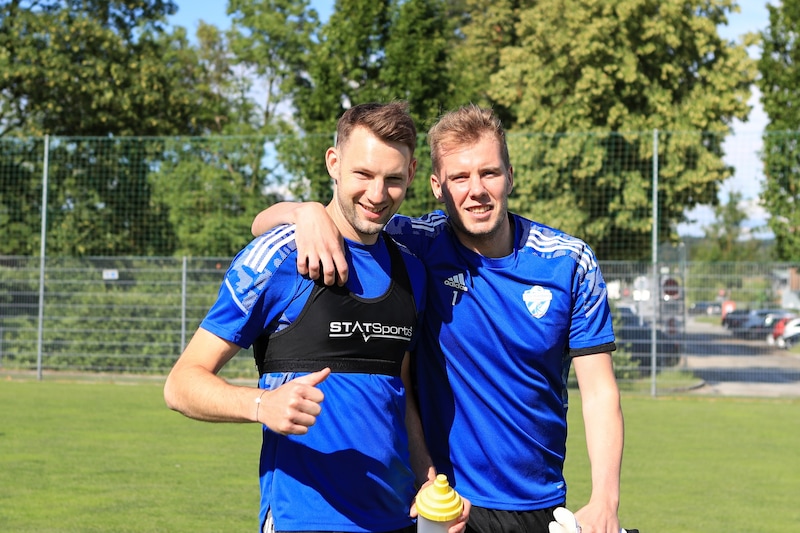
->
[148,136,282,257]
[42,138,175,256]
[609,303,640,381]
[454,0,755,259]
[227,0,320,129]
[0,1,226,137]
[0,1,774,261]
[0,2,258,258]
[263,0,459,205]
[690,191,763,262]
[758,2,800,261]
[0,138,44,255]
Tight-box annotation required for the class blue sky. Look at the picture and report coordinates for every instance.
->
[168,0,333,31]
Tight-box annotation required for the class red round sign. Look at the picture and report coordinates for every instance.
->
[662,278,679,297]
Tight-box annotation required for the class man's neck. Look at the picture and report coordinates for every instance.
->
[325,203,380,245]
[454,214,514,258]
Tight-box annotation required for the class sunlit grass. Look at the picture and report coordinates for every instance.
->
[1,376,798,532]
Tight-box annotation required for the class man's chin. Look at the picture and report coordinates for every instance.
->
[355,221,385,236]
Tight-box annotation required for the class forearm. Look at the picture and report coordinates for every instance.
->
[572,353,623,532]
[251,201,324,236]
[164,363,262,423]
[402,354,436,486]
[164,329,262,423]
[582,385,623,508]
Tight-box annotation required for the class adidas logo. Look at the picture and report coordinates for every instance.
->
[444,272,468,292]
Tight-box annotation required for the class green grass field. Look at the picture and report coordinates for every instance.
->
[1,376,798,532]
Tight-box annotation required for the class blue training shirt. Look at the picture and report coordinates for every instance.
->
[200,224,427,532]
[384,211,615,510]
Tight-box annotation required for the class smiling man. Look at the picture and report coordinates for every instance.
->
[165,102,469,533]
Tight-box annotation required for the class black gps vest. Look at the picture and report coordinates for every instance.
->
[252,234,417,376]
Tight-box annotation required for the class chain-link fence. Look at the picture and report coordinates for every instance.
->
[2,131,799,396]
[0,255,257,378]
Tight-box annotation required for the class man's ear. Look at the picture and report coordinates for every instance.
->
[325,147,339,183]
[406,158,417,186]
[430,174,445,204]
[507,165,514,193]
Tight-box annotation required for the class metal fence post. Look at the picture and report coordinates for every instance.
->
[181,256,187,352]
[36,135,50,381]
[651,129,659,397]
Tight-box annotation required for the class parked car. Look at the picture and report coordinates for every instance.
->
[782,331,800,349]
[689,301,722,315]
[767,317,791,346]
[776,317,800,349]
[721,308,749,329]
[615,315,681,369]
[614,303,639,321]
[732,309,795,340]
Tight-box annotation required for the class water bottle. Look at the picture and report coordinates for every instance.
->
[416,474,463,533]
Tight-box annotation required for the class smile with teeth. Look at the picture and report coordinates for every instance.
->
[361,204,384,215]
[467,205,491,214]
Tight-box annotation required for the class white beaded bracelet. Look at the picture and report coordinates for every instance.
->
[254,389,267,423]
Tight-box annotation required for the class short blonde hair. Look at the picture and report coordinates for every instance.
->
[428,104,510,175]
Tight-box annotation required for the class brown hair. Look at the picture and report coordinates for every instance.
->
[336,102,417,155]
[428,104,510,175]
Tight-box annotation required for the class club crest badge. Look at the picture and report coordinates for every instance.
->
[523,286,552,318]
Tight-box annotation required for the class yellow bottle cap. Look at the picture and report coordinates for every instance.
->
[416,474,464,522]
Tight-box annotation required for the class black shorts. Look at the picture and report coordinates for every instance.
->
[465,504,564,533]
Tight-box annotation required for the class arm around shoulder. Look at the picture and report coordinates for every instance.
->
[252,201,348,286]
[252,201,312,236]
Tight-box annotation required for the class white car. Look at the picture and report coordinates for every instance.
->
[777,317,800,349]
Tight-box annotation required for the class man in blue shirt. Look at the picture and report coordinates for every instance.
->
[165,102,469,533]
[253,104,624,533]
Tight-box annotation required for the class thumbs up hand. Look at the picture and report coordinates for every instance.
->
[257,368,331,435]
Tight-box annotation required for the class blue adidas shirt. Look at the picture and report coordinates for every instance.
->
[384,211,615,510]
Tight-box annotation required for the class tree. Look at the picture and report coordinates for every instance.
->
[691,191,763,262]
[0,0,226,137]
[379,0,463,216]
[0,1,243,256]
[283,0,395,203]
[451,0,755,260]
[148,136,283,257]
[757,0,800,261]
[213,0,461,212]
[227,0,320,132]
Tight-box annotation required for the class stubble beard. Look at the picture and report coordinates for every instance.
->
[338,195,387,239]
[447,199,510,252]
